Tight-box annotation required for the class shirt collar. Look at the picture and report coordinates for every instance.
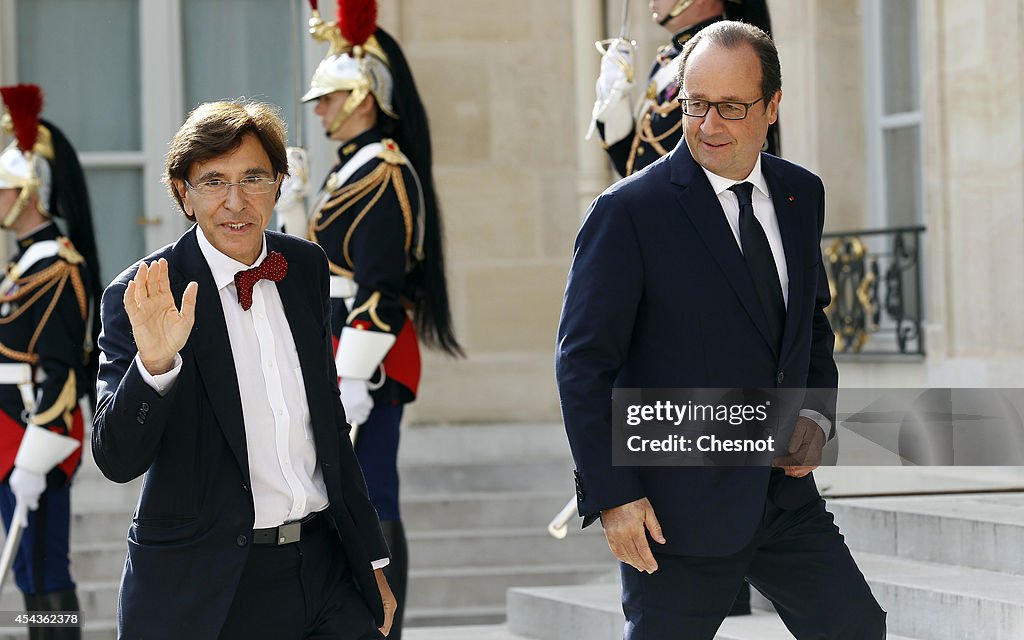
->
[701,155,770,200]
[195,225,268,291]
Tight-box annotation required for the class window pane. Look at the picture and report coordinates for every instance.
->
[16,0,141,152]
[881,0,919,115]
[884,125,921,227]
[85,169,145,284]
[181,0,298,144]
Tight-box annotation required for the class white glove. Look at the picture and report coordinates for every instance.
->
[275,147,310,236]
[340,377,374,427]
[588,40,636,143]
[596,41,634,102]
[9,468,46,528]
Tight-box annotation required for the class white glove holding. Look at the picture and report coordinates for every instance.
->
[596,41,634,102]
[340,377,374,427]
[588,40,636,143]
[275,147,311,236]
[9,468,46,528]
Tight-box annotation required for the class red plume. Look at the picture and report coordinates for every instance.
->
[0,84,43,153]
[337,0,377,48]
[307,0,318,12]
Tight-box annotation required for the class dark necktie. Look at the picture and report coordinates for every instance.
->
[729,182,785,350]
[234,251,288,311]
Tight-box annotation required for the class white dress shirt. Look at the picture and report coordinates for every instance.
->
[138,227,387,567]
[702,158,830,437]
[702,156,789,308]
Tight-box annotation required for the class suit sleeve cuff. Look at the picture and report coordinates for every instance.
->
[799,408,831,438]
[135,354,183,396]
[371,558,390,570]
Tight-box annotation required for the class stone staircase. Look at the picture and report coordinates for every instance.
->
[0,423,611,637]
[398,423,613,627]
[488,491,1024,640]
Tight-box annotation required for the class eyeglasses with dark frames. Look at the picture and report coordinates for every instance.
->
[677,97,766,120]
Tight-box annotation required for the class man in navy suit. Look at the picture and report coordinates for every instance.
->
[557,21,885,639]
[93,100,395,639]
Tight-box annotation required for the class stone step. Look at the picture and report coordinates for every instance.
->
[397,424,569,466]
[407,563,611,610]
[405,605,507,628]
[400,461,574,496]
[507,585,920,640]
[855,550,1024,640]
[401,491,573,530]
[408,527,611,569]
[507,584,620,639]
[0,580,118,627]
[70,507,132,545]
[404,623,532,639]
[830,492,1024,575]
[69,474,140,512]
[65,542,125,582]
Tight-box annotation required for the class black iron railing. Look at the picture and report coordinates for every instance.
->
[820,225,926,357]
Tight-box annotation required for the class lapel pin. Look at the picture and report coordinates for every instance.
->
[788,196,795,202]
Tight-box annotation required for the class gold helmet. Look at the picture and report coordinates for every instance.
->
[301,0,395,135]
[0,84,55,228]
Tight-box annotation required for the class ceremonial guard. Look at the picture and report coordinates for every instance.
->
[276,2,462,636]
[590,0,777,178]
[0,84,100,637]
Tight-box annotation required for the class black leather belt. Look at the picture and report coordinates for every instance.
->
[252,510,326,546]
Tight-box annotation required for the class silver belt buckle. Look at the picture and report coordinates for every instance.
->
[277,521,302,545]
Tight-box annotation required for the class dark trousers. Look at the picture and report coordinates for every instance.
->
[0,483,74,595]
[219,523,382,639]
[620,476,886,640]
[354,404,403,521]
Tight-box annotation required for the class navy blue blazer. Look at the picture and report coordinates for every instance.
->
[556,143,839,557]
[93,227,388,638]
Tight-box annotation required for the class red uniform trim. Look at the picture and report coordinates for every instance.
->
[0,408,82,482]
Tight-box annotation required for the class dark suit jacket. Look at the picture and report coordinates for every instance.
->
[556,143,838,557]
[93,227,389,639]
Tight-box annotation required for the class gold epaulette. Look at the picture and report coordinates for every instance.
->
[56,237,84,265]
[377,139,407,166]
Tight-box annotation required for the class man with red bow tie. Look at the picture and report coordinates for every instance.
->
[92,100,396,639]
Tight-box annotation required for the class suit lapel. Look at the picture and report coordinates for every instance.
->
[762,158,805,362]
[670,149,779,355]
[174,228,251,485]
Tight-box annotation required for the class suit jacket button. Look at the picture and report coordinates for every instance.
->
[236,535,248,547]
[776,371,785,384]
[241,484,249,493]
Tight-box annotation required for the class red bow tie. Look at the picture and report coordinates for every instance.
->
[234,251,288,311]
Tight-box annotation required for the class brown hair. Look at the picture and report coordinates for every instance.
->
[675,20,782,104]
[164,100,289,220]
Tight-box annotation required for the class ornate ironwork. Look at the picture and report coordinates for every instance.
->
[822,226,925,356]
